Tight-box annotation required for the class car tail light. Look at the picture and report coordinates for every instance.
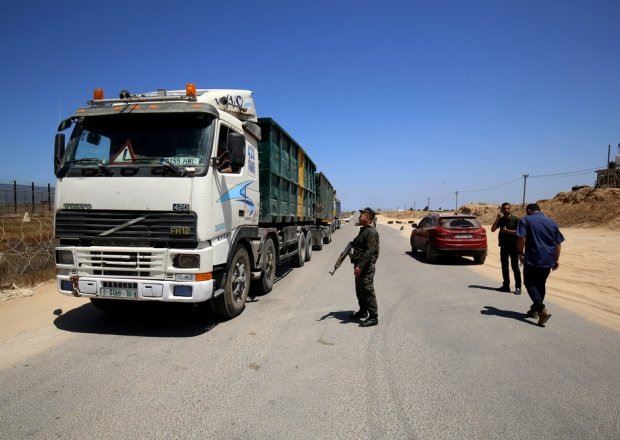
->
[431,228,451,238]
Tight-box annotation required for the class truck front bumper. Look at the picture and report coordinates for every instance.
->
[56,276,215,303]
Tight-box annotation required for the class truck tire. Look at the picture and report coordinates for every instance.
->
[314,231,323,251]
[291,232,306,267]
[253,238,276,295]
[211,246,251,318]
[304,231,313,261]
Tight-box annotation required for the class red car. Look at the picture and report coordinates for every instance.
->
[410,213,487,264]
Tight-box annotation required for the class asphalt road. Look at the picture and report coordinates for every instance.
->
[0,222,618,439]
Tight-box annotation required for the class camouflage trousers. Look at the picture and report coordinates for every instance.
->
[355,263,378,317]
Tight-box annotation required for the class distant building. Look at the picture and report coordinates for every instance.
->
[595,166,620,188]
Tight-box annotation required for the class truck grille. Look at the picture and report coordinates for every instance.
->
[55,210,197,247]
[75,248,166,278]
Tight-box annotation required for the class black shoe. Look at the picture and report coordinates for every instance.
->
[526,308,539,319]
[496,286,511,292]
[350,310,369,319]
[514,287,522,295]
[360,317,378,327]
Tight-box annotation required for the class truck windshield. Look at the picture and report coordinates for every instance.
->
[63,113,215,172]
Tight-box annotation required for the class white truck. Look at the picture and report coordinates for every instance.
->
[53,84,333,318]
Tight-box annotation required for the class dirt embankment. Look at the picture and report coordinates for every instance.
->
[459,187,620,229]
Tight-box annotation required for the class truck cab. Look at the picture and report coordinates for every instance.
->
[54,85,261,316]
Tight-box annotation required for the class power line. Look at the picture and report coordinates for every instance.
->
[407,165,603,210]
[529,167,599,179]
[458,177,523,194]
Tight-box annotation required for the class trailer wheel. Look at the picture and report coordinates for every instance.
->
[304,231,313,261]
[211,246,251,318]
[253,238,276,295]
[291,232,306,267]
[313,231,324,251]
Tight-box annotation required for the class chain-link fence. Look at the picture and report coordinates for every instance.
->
[0,181,55,217]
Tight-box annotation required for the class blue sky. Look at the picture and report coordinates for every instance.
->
[0,0,618,211]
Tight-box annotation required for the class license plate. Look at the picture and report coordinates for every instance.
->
[100,287,138,298]
[455,234,473,239]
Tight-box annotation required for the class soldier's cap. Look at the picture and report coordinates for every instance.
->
[359,207,376,218]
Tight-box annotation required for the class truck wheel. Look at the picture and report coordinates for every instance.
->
[253,238,276,295]
[324,229,332,244]
[211,246,251,318]
[291,232,306,267]
[313,231,323,250]
[304,231,313,261]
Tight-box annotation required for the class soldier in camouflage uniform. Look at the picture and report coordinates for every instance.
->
[350,207,380,327]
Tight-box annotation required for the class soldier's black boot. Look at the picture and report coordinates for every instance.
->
[350,310,369,320]
[360,315,378,327]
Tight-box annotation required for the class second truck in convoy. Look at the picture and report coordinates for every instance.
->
[53,84,337,318]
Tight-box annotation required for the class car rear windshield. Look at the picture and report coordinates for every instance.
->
[440,218,481,228]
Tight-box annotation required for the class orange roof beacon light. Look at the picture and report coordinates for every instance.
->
[93,88,104,100]
[186,83,197,98]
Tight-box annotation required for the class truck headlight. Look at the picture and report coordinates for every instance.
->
[56,250,74,265]
[174,254,199,268]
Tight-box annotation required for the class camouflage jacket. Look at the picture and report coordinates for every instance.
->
[351,225,380,271]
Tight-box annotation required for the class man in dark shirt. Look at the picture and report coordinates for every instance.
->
[491,203,522,294]
[517,203,565,326]
[350,207,380,327]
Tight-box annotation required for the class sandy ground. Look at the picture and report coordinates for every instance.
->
[0,216,618,369]
[380,214,620,332]
[0,283,89,369]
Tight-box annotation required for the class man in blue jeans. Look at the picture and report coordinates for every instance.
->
[516,203,565,326]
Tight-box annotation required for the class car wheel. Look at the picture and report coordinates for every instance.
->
[425,242,437,263]
[474,254,486,264]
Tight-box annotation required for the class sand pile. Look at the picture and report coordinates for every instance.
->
[459,187,620,229]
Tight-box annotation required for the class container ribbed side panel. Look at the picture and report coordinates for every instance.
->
[257,118,317,224]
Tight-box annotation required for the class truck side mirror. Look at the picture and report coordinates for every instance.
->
[57,118,73,132]
[227,132,246,168]
[54,133,66,175]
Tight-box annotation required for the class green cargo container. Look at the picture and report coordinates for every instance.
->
[257,118,317,224]
[315,172,335,223]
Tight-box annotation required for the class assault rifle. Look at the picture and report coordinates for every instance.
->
[329,242,354,275]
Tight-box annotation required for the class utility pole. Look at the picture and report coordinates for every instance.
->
[427,197,430,212]
[455,191,459,213]
[522,174,529,208]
